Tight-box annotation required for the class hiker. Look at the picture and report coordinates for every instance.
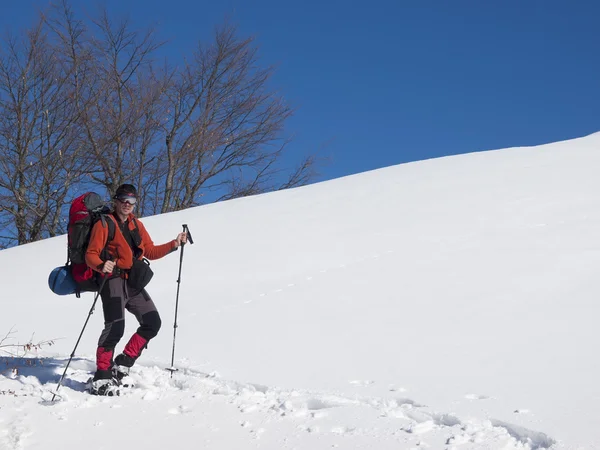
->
[85,184,187,395]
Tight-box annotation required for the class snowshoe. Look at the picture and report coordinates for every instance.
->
[87,377,120,396]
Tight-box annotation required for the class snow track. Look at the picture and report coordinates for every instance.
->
[0,361,555,450]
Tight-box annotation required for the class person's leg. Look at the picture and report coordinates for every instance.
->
[115,287,161,368]
[94,277,127,379]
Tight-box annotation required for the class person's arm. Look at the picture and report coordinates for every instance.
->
[138,220,177,260]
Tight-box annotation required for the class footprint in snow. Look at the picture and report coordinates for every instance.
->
[250,428,266,439]
[396,398,426,408]
[311,410,328,419]
[490,419,556,448]
[431,413,461,427]
[2,417,32,450]
[306,398,339,411]
[168,405,191,415]
[465,393,490,400]
[239,404,259,413]
[299,424,320,433]
[403,419,435,435]
[446,433,471,445]
[247,383,269,394]
[331,426,355,435]
[389,385,407,393]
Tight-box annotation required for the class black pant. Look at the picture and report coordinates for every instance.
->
[97,277,161,349]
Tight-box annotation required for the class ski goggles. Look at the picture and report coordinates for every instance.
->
[115,196,137,205]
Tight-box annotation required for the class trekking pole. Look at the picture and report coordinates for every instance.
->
[167,224,193,377]
[51,275,108,402]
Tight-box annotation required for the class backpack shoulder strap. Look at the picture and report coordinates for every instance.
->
[130,217,142,247]
[98,214,117,261]
[102,214,116,242]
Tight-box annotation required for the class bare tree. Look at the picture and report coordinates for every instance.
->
[69,7,165,199]
[0,3,321,247]
[149,21,316,214]
[0,15,89,247]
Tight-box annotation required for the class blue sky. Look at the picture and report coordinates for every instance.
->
[4,0,600,183]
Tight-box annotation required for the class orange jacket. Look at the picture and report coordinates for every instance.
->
[85,213,177,273]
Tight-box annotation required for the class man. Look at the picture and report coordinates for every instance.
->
[85,184,187,395]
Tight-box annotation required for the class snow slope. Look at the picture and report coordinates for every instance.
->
[2,132,600,449]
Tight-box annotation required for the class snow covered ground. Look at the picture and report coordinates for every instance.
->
[2,132,600,449]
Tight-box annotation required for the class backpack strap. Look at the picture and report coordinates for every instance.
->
[102,215,116,242]
[122,216,143,259]
[130,217,142,246]
[99,215,117,261]
[103,214,142,261]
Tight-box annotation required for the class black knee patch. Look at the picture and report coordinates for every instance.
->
[137,310,161,340]
[101,320,125,349]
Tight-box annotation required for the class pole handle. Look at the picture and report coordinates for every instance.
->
[182,224,194,245]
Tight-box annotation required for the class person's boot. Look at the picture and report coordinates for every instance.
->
[114,352,136,368]
[112,364,130,381]
[112,354,132,381]
[89,369,120,396]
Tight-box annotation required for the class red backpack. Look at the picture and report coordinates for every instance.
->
[67,192,116,297]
